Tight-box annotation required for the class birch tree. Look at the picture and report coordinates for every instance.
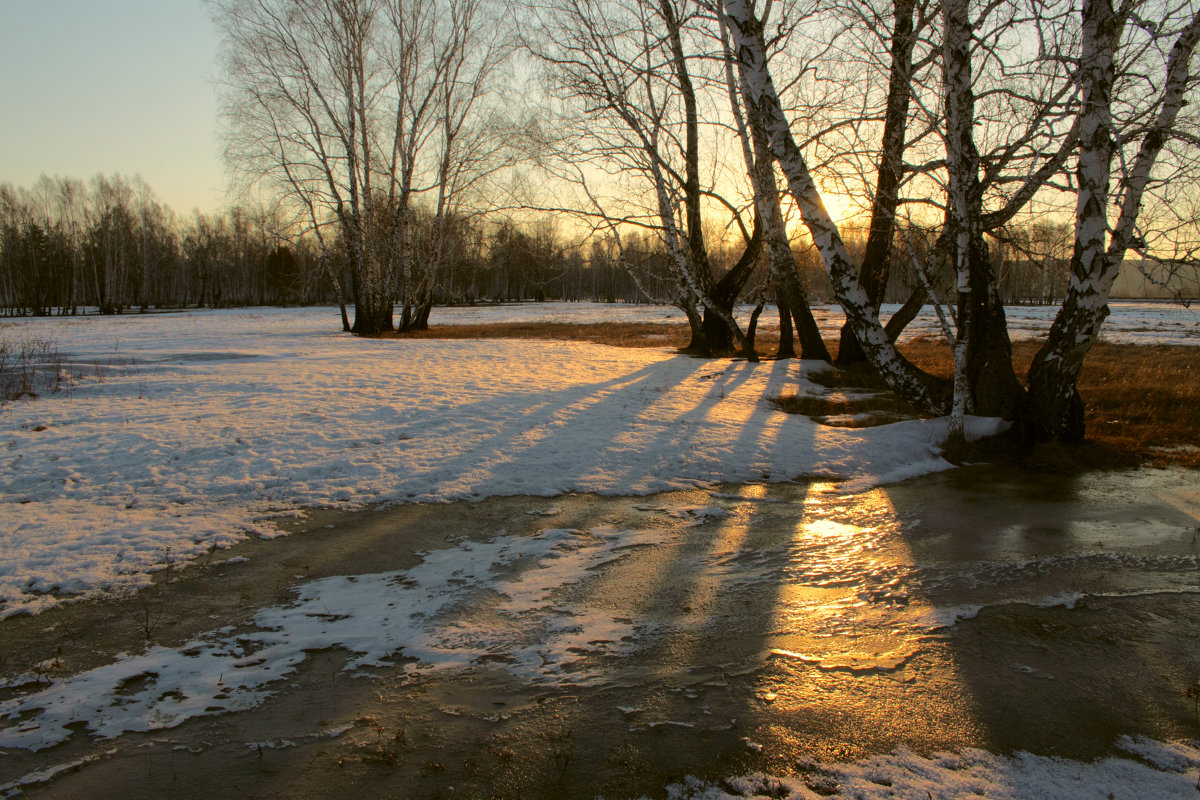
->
[724,0,949,410]
[380,0,512,331]
[526,0,763,356]
[216,0,392,332]
[714,2,831,360]
[216,0,511,335]
[1027,0,1200,440]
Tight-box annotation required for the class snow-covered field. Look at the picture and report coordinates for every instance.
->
[430,298,1200,345]
[0,299,1195,615]
[0,304,1014,618]
[1,302,1198,798]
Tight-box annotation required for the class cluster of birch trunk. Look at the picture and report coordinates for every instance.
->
[529,0,1200,442]
[215,0,1200,442]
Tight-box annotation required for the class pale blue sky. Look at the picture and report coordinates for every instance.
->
[0,1,226,213]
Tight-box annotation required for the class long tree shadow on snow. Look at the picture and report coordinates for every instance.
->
[410,352,811,500]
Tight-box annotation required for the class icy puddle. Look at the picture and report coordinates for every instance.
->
[1,466,1199,798]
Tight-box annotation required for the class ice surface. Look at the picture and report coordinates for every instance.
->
[0,523,669,750]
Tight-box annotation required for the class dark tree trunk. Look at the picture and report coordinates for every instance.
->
[965,281,1025,418]
[351,300,393,335]
[681,301,707,353]
[944,0,1025,424]
[882,284,927,342]
[837,0,916,366]
[698,306,732,352]
[745,300,765,352]
[685,229,762,355]
[776,295,795,359]
[413,301,432,330]
[781,275,830,361]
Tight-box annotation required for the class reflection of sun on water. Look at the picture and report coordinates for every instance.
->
[762,485,982,744]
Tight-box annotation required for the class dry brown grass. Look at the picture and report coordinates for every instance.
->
[770,357,921,427]
[898,336,1200,468]
[768,393,919,427]
[383,322,692,349]
[389,321,1200,467]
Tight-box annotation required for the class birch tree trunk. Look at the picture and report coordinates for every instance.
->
[718,8,829,361]
[1027,2,1200,441]
[723,0,947,413]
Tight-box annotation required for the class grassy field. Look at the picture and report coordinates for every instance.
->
[389,322,1200,469]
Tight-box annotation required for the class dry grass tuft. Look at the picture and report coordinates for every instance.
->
[772,361,921,428]
[769,393,919,428]
[805,362,892,391]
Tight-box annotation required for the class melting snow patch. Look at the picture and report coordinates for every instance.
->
[1034,592,1084,610]
[917,604,983,630]
[1117,734,1200,772]
[0,748,120,797]
[525,507,563,517]
[659,739,1200,799]
[637,504,730,522]
[0,524,671,751]
[247,739,296,751]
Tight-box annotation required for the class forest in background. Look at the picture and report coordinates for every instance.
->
[1,172,1087,316]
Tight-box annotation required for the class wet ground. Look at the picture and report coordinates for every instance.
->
[1,465,1199,798]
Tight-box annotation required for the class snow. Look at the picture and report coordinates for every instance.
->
[0,305,1010,619]
[1,298,1190,616]
[0,524,669,751]
[1,302,1197,796]
[659,736,1200,799]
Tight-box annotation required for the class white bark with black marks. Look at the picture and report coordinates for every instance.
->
[1028,2,1200,440]
[723,0,945,412]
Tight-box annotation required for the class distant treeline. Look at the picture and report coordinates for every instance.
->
[0,173,1076,317]
[1,174,332,315]
[0,174,674,315]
